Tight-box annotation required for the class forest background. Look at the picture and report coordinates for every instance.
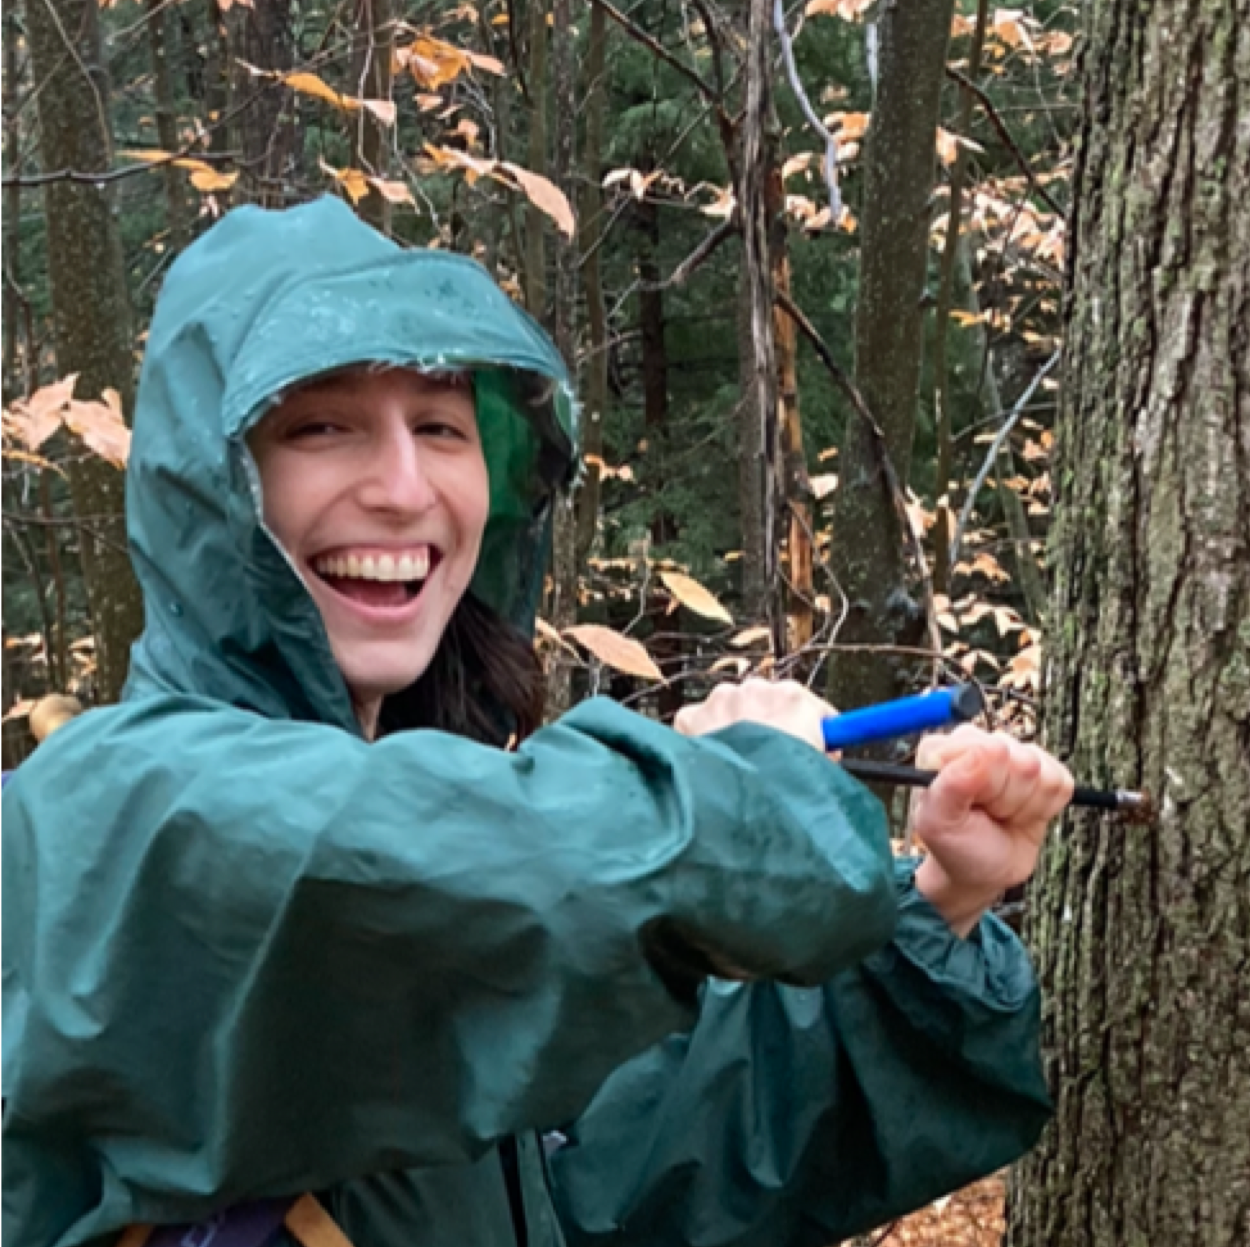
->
[1,0,1246,1245]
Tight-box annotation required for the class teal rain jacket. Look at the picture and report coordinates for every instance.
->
[2,198,1051,1247]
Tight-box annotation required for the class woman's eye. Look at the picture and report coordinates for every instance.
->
[416,420,468,441]
[288,420,343,439]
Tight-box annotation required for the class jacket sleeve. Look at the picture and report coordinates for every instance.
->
[549,858,1053,1247]
[1,695,896,1235]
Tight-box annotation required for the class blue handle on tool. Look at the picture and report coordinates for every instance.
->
[821,684,983,752]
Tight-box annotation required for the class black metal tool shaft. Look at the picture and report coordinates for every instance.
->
[840,759,1153,822]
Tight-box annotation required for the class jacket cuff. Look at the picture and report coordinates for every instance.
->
[875,857,1037,1018]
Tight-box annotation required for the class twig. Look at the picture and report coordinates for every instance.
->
[772,0,841,221]
[3,143,237,189]
[587,0,727,120]
[945,67,1066,216]
[950,350,1060,571]
[639,217,736,290]
[687,0,728,101]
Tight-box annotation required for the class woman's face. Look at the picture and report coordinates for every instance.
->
[249,368,490,728]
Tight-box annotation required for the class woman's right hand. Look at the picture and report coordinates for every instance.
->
[674,678,834,753]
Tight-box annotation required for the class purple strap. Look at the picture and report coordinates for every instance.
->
[144,1198,295,1247]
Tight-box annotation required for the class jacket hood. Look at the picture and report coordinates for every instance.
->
[123,197,576,734]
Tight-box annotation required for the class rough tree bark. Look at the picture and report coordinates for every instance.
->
[24,0,144,703]
[545,0,578,717]
[828,0,954,711]
[1008,1,1250,1243]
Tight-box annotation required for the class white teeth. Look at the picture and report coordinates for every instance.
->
[316,548,432,582]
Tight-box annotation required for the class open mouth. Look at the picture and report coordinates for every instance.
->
[311,547,441,610]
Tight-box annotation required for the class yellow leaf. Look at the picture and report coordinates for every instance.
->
[321,160,371,204]
[397,34,503,84]
[282,72,393,125]
[565,624,663,681]
[188,166,239,192]
[500,162,576,238]
[285,71,359,111]
[810,472,838,499]
[781,152,818,181]
[417,93,444,111]
[363,98,398,126]
[64,389,130,468]
[2,699,36,723]
[805,0,873,18]
[710,656,751,675]
[659,570,733,625]
[729,625,772,649]
[700,186,736,219]
[823,110,871,141]
[366,177,414,205]
[9,375,78,448]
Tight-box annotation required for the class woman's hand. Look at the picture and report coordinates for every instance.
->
[674,678,834,753]
[910,725,1074,937]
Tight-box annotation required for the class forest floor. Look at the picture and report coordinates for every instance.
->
[853,1175,1006,1246]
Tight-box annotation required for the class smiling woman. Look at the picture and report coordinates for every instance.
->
[248,369,491,739]
[3,198,1064,1247]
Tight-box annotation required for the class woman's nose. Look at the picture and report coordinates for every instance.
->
[359,432,438,515]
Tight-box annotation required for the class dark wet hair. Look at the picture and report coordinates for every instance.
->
[377,593,545,745]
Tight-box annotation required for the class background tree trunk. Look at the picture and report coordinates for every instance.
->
[229,0,296,206]
[349,0,394,234]
[147,0,190,250]
[736,0,781,637]
[828,0,954,711]
[24,0,143,703]
[575,2,608,563]
[544,0,577,716]
[1009,0,1250,1242]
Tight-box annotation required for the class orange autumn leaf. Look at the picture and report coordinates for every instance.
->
[64,389,131,468]
[659,570,733,625]
[281,72,395,124]
[565,625,663,681]
[500,162,575,238]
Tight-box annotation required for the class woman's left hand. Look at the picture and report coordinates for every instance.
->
[910,725,1074,938]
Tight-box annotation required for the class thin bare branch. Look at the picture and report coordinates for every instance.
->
[586,0,726,118]
[951,349,1060,571]
[946,66,1066,215]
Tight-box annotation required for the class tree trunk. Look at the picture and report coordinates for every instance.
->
[544,0,578,717]
[147,0,191,250]
[349,0,394,234]
[24,0,144,703]
[229,0,296,206]
[3,7,25,398]
[522,0,549,321]
[736,0,781,638]
[1008,0,1250,1243]
[575,1,608,563]
[828,0,954,711]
